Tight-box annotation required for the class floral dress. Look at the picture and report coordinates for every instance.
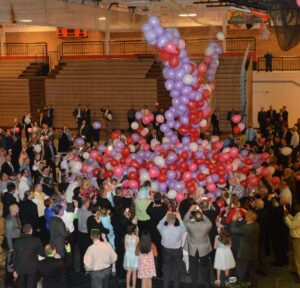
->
[138,244,156,279]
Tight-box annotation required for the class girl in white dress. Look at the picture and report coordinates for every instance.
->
[214,226,236,287]
[123,224,139,288]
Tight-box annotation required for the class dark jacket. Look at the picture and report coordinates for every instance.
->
[1,161,14,176]
[2,192,17,218]
[87,215,109,240]
[49,216,68,258]
[58,133,70,153]
[203,202,220,247]
[231,220,259,261]
[13,234,44,275]
[19,200,39,233]
[44,143,56,163]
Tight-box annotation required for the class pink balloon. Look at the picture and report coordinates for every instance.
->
[207,182,216,192]
[153,144,162,152]
[248,176,259,187]
[231,114,242,124]
[143,116,150,125]
[229,147,239,158]
[164,41,177,54]
[198,63,207,73]
[81,163,90,173]
[27,128,33,133]
[189,163,198,172]
[114,166,124,177]
[156,115,164,124]
[148,113,154,121]
[261,168,270,178]
[222,153,230,161]
[73,156,81,161]
[141,143,150,151]
[238,122,245,131]
[149,167,159,179]
[128,180,138,189]
[297,0,300,7]
[225,163,233,172]
[90,150,100,160]
[183,171,193,182]
[176,192,185,203]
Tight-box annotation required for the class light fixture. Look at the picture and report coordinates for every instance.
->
[19,19,32,23]
[98,17,106,21]
[178,13,197,17]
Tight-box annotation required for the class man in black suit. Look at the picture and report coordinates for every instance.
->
[1,153,15,176]
[211,108,220,135]
[49,205,68,258]
[267,105,276,127]
[282,106,288,124]
[13,224,44,288]
[257,106,267,136]
[282,125,292,146]
[83,105,91,125]
[231,210,260,288]
[80,120,93,146]
[2,182,18,218]
[73,104,83,134]
[11,134,22,172]
[44,140,57,182]
[19,191,39,235]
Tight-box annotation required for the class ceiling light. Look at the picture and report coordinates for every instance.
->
[178,13,197,17]
[98,17,106,21]
[19,19,32,23]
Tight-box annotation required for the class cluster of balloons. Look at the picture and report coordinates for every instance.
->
[63,17,279,201]
[231,114,246,135]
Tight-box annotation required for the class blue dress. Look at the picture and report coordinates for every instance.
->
[100,215,115,249]
[123,235,139,270]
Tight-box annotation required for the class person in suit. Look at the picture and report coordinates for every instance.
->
[19,191,39,235]
[184,205,212,288]
[22,112,33,142]
[49,205,68,258]
[230,210,259,288]
[83,105,91,126]
[13,224,44,288]
[127,105,137,131]
[11,134,22,172]
[58,126,72,154]
[282,106,288,124]
[146,192,168,277]
[1,153,15,177]
[73,104,83,134]
[211,107,220,135]
[257,107,267,136]
[267,105,276,127]
[37,243,72,288]
[80,120,93,146]
[5,204,21,250]
[12,118,23,139]
[87,204,109,240]
[44,140,57,182]
[264,49,273,72]
[2,182,18,218]
[282,125,292,146]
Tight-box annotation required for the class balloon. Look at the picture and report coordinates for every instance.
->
[114,166,124,178]
[34,144,42,153]
[15,127,20,133]
[27,128,33,133]
[83,152,90,160]
[75,138,85,146]
[233,126,241,135]
[70,161,82,173]
[261,168,270,178]
[183,75,194,85]
[229,147,239,158]
[176,192,185,202]
[189,142,198,152]
[167,190,177,199]
[216,32,225,41]
[238,122,245,132]
[149,167,159,179]
[92,121,101,129]
[248,176,259,187]
[131,122,139,130]
[154,156,165,167]
[90,150,100,160]
[231,114,242,124]
[281,147,292,156]
[207,182,216,192]
[297,0,300,7]
[128,180,139,189]
[156,114,164,124]
[272,176,280,185]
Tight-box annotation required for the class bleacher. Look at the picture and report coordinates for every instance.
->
[0,60,31,127]
[45,58,157,129]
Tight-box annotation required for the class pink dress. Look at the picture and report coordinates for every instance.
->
[138,250,156,279]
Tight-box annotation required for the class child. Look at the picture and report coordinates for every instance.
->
[137,230,157,288]
[99,207,115,249]
[214,226,236,287]
[123,224,139,288]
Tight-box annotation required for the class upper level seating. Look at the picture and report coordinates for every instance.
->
[45,58,157,129]
[0,59,31,127]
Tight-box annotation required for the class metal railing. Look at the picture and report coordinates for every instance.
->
[240,45,250,125]
[61,37,256,55]
[48,50,62,70]
[4,42,48,58]
[257,57,300,71]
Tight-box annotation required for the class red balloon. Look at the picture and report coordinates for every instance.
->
[233,126,241,135]
[180,151,189,160]
[217,178,227,185]
[190,63,196,74]
[15,127,20,133]
[178,125,191,135]
[121,147,130,157]
[197,173,206,181]
[272,176,280,185]
[128,171,138,180]
[159,51,171,62]
[111,130,121,139]
[202,89,210,99]
[126,136,133,145]
[110,159,119,167]
[92,168,100,177]
[96,155,103,164]
[119,157,126,165]
[157,174,167,183]
[244,157,253,166]
[169,56,180,68]
[240,166,249,175]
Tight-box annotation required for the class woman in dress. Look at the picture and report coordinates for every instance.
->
[214,226,236,286]
[137,230,157,288]
[123,224,139,288]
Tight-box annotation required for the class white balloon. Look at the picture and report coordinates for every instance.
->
[198,187,205,195]
[281,147,292,156]
[222,147,230,153]
[167,190,177,200]
[150,139,160,150]
[216,32,225,41]
[140,172,150,183]
[141,128,149,137]
[217,183,227,188]
[70,161,82,173]
[151,181,158,192]
[34,144,42,154]
[189,142,198,152]
[154,156,165,167]
[105,162,112,170]
[131,122,139,130]
[183,74,194,85]
[162,137,170,143]
[83,152,90,160]
[211,135,219,143]
[200,119,208,128]
[24,117,31,124]
[129,145,136,153]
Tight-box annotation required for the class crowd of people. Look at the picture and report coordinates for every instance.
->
[0,101,299,288]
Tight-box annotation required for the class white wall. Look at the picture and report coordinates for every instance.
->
[252,71,300,128]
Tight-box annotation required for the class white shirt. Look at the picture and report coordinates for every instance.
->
[17,176,30,201]
[65,181,79,203]
[285,212,300,238]
[84,240,117,271]
[291,131,300,148]
[62,208,78,233]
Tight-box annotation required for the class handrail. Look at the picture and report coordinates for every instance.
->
[257,56,300,71]
[240,44,250,124]
[61,37,256,55]
[4,42,48,58]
